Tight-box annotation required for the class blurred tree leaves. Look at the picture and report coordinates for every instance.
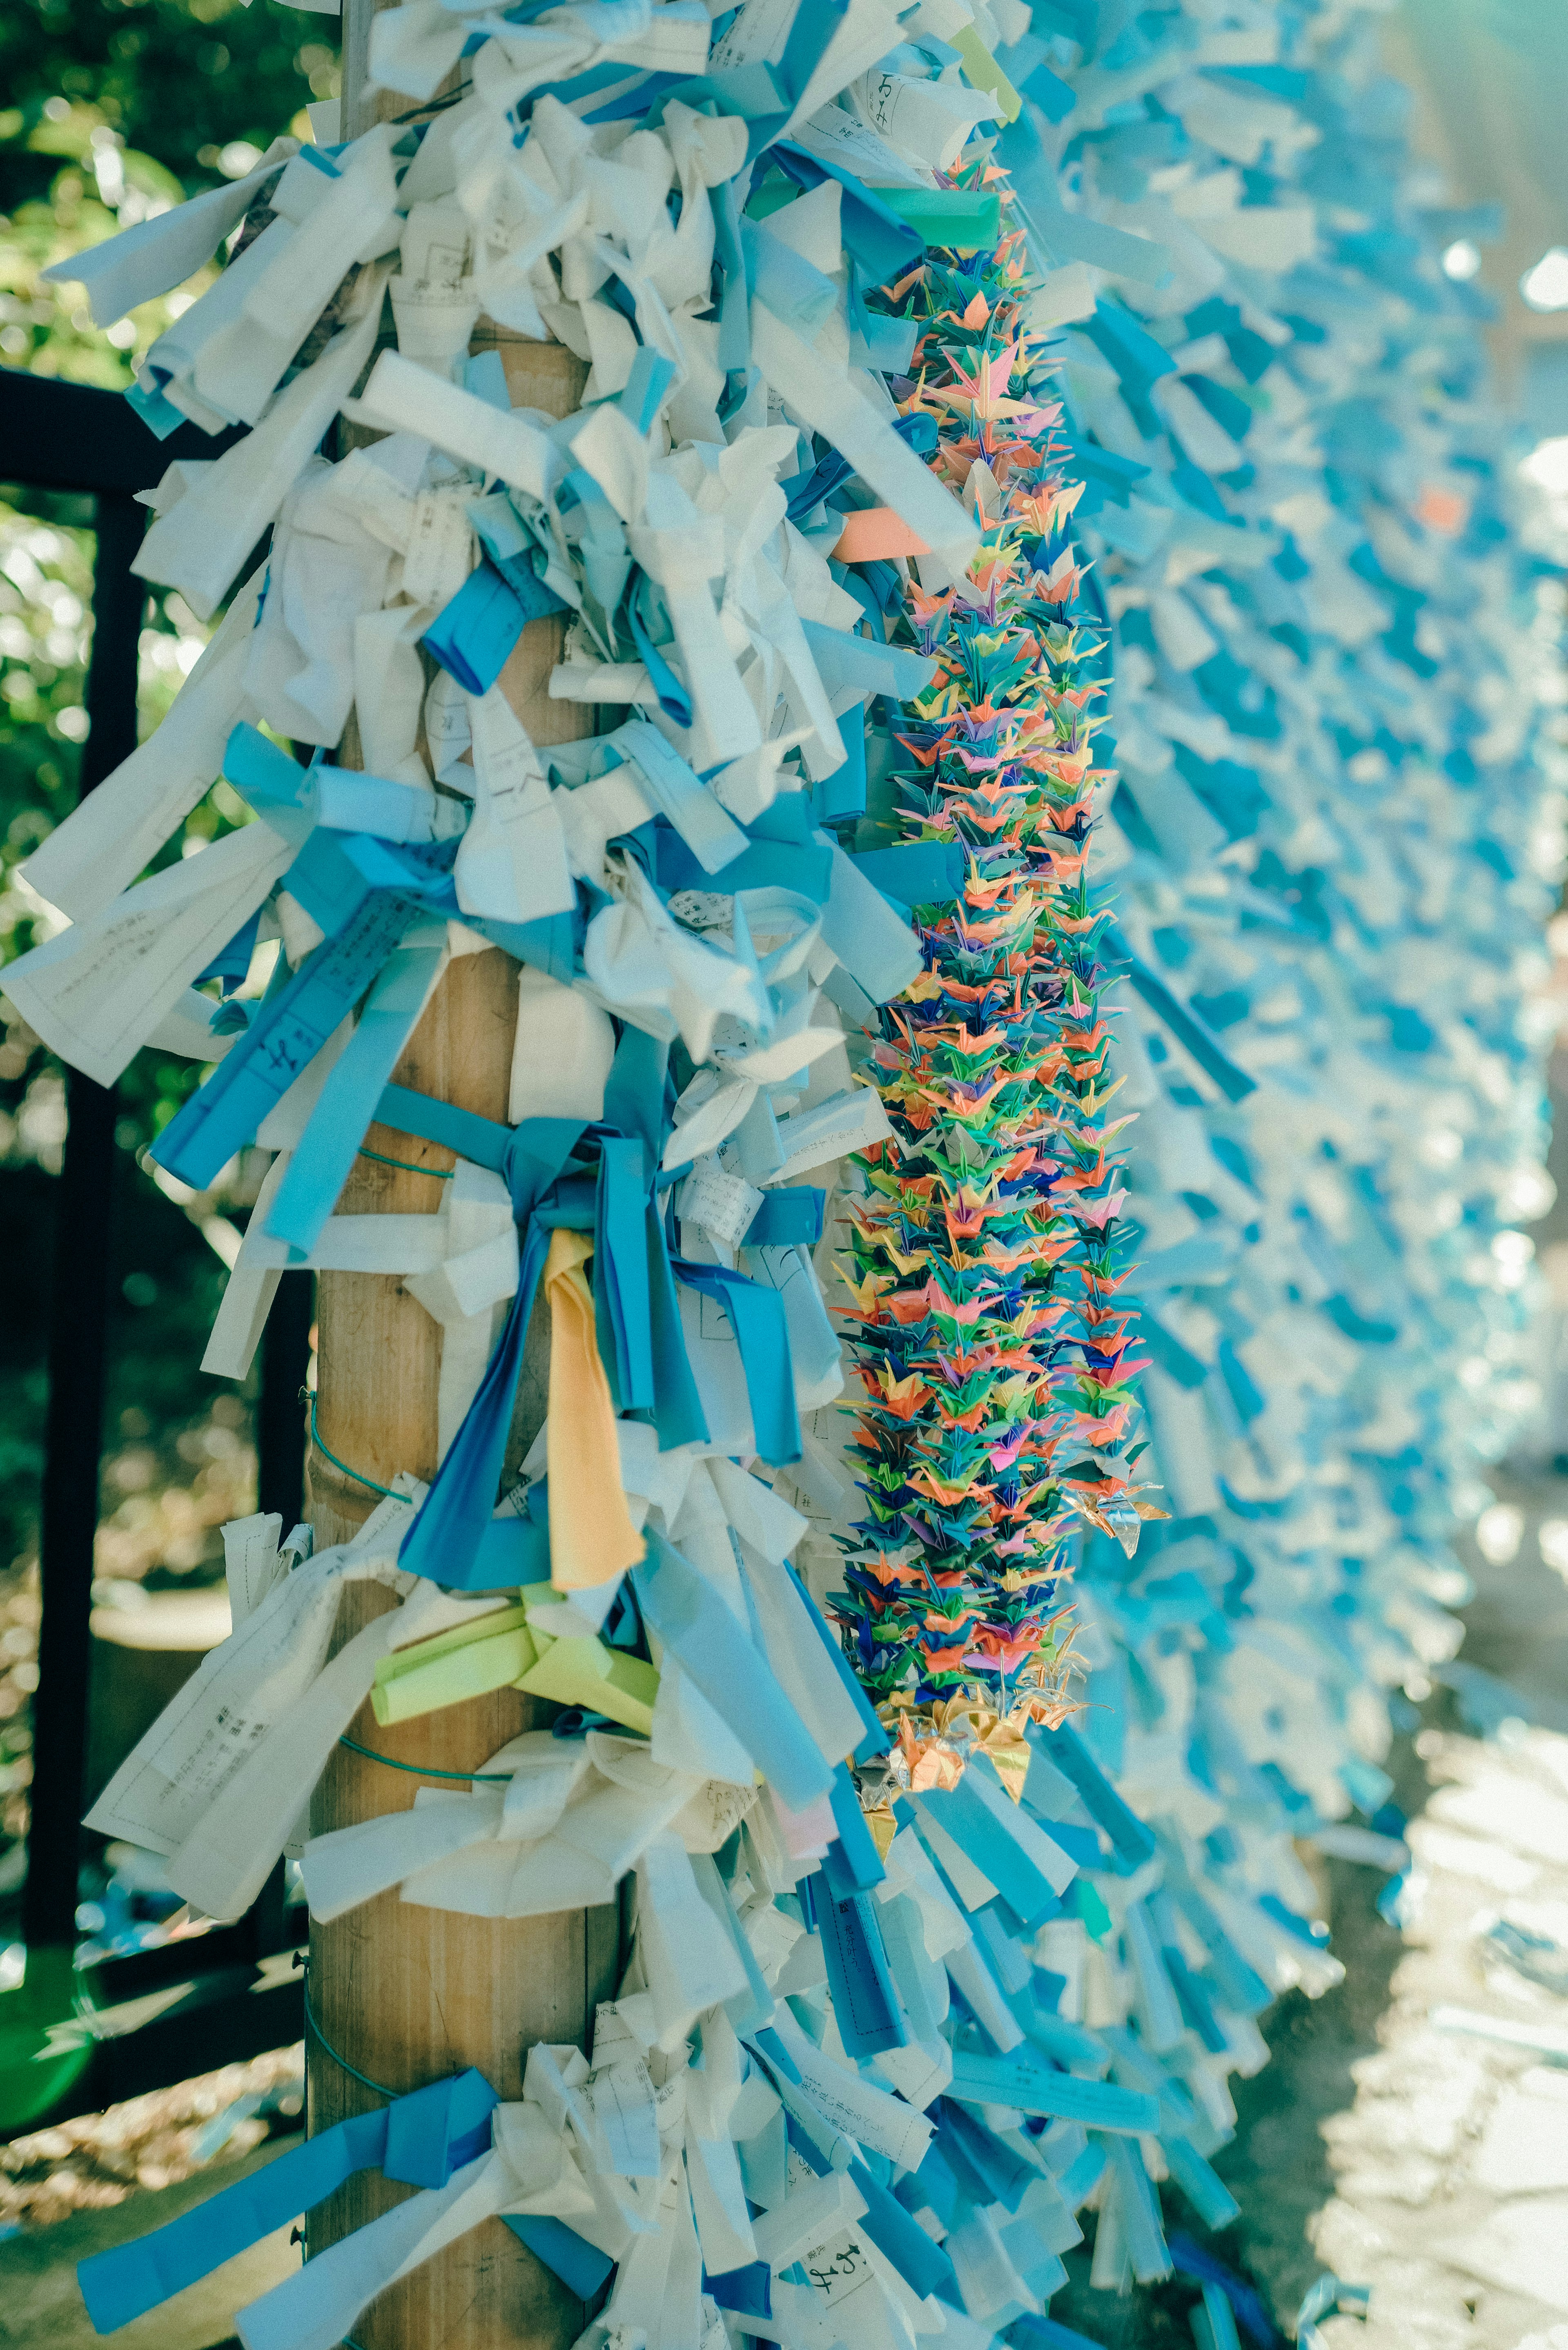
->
[0,2,331,1135]
[0,7,332,1594]
[0,0,330,213]
[0,4,336,387]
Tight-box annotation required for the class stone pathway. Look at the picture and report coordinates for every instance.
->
[1039,1465,1568,2346]
[1299,1470,1568,2350]
[1307,1724,1568,2346]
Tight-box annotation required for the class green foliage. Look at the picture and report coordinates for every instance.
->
[0,3,331,1161]
[0,4,332,386]
[0,491,93,916]
[0,0,327,208]
[0,9,325,1628]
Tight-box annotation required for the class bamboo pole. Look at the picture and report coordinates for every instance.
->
[303,22,614,2347]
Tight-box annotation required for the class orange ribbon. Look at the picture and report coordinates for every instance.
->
[544,1228,646,1589]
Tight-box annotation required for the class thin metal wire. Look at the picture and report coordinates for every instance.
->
[386,87,472,126]
[307,1391,397,1499]
[338,1730,511,1784]
[301,1968,399,2101]
[358,1145,453,1180]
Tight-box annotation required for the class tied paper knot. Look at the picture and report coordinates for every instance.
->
[78,2067,499,2336]
[382,1031,804,1595]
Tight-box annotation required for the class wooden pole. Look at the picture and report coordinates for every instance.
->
[304,20,615,2346]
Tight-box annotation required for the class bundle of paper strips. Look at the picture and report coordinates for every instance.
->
[4,0,1560,2339]
[5,0,1170,2336]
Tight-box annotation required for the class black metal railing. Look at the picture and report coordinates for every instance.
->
[1,368,306,2114]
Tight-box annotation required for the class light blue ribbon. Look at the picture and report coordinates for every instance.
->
[632,1528,832,1811]
[670,1255,801,1464]
[154,879,430,1191]
[376,1025,802,1581]
[423,560,533,696]
[265,937,449,1255]
[78,2069,497,2335]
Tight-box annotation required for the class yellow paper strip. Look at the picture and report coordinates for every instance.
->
[371,1603,538,1726]
[515,1631,659,1737]
[544,1227,647,1590]
[952,27,1022,123]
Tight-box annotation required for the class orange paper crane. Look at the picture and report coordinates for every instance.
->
[913,345,1062,432]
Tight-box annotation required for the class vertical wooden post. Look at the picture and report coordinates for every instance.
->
[304,20,615,2346]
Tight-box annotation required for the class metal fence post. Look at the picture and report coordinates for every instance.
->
[23,491,145,1953]
[249,1267,314,1960]
[257,1267,313,1531]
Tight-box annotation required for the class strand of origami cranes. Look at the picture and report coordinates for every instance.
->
[829,197,1152,1783]
[812,5,1561,2327]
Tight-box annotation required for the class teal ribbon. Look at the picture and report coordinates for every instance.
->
[154,877,436,1192]
[399,1215,556,1589]
[632,1529,832,1810]
[152,727,465,1194]
[423,560,533,696]
[596,1136,655,1410]
[670,1254,802,1465]
[78,2069,498,2335]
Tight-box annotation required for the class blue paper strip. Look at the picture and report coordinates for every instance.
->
[824,1763,887,1893]
[947,2048,1159,2133]
[196,905,261,993]
[742,1187,824,1247]
[690,1850,776,2036]
[813,1881,907,2057]
[1028,1721,1159,1872]
[1161,2133,1241,2230]
[940,2101,1033,2213]
[467,493,569,621]
[397,1219,555,1588]
[875,1893,944,2043]
[423,561,531,696]
[705,2262,773,2319]
[265,940,447,1256]
[505,2214,615,2296]
[848,2157,959,2304]
[851,841,964,907]
[785,1564,889,1763]
[78,2070,496,2334]
[771,143,923,284]
[632,1529,833,1811]
[672,1256,802,1464]
[1103,923,1258,1103]
[153,886,415,1191]
[595,1135,657,1410]
[916,1777,1061,1928]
